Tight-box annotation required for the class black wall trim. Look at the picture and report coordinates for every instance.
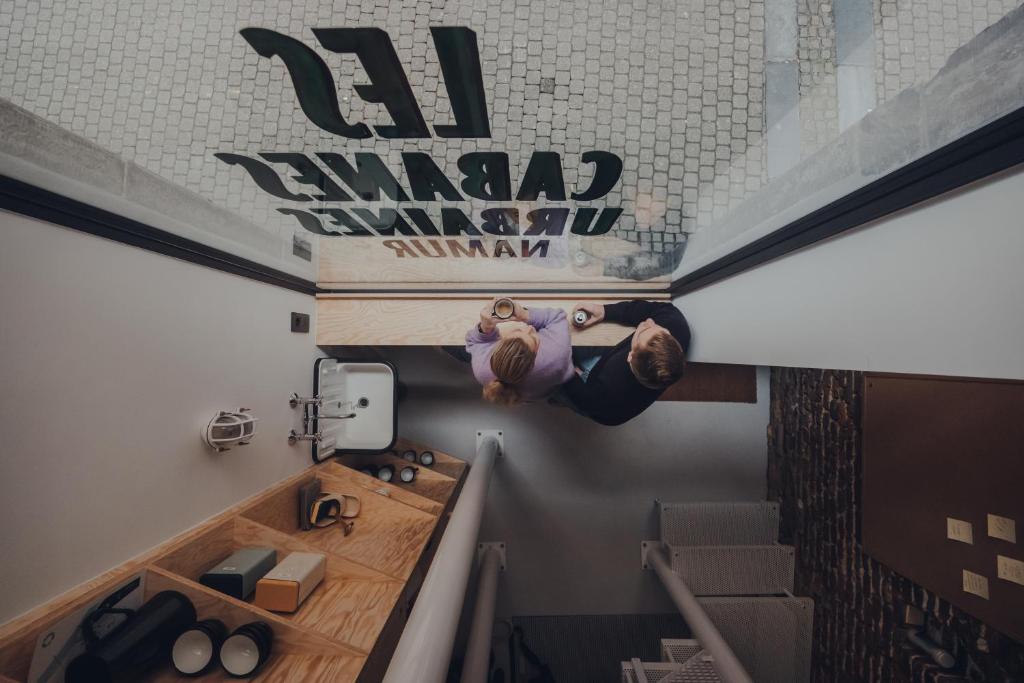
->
[671,105,1024,296]
[0,175,318,295]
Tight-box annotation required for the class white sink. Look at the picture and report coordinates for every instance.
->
[312,359,396,461]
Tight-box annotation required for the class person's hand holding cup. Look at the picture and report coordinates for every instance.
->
[479,299,501,334]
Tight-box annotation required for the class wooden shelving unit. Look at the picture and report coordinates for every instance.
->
[0,441,468,683]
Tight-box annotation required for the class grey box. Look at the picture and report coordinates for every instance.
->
[200,547,277,600]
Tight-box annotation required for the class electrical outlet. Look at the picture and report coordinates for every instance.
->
[291,312,310,333]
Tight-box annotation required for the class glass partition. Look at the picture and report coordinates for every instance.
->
[1,0,1021,286]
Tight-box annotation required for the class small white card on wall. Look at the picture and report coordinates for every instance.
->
[997,556,1024,587]
[987,514,1017,544]
[963,570,990,599]
[947,517,974,544]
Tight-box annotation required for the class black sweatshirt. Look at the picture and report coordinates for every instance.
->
[562,300,691,426]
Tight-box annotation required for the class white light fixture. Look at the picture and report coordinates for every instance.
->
[203,409,258,452]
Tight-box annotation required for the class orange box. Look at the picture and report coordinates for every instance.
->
[253,552,325,613]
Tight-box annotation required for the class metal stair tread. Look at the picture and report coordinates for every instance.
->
[659,501,780,546]
[661,638,703,664]
[695,596,814,683]
[668,544,795,596]
[621,659,722,683]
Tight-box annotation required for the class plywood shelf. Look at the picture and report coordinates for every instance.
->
[151,517,403,654]
[319,461,444,516]
[392,437,468,483]
[337,452,458,506]
[143,567,363,658]
[239,468,440,582]
[0,441,469,683]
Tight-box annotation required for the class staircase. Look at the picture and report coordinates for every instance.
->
[624,502,814,683]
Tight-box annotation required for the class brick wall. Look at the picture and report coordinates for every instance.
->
[767,368,1024,683]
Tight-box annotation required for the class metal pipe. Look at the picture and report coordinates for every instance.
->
[383,436,501,683]
[648,546,753,683]
[459,546,502,683]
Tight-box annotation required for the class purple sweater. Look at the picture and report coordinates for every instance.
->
[465,307,575,402]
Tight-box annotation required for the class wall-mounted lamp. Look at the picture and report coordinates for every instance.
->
[203,409,258,452]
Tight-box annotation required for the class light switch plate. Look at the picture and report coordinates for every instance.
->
[291,312,310,333]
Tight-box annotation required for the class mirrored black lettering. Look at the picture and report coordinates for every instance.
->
[479,208,519,236]
[277,208,332,234]
[311,208,373,235]
[317,153,410,201]
[216,153,310,201]
[459,152,511,200]
[403,208,443,236]
[260,153,352,201]
[402,153,464,201]
[430,27,491,138]
[312,28,429,139]
[571,207,622,236]
[239,28,371,139]
[493,240,517,257]
[523,208,570,235]
[351,208,418,236]
[516,152,566,201]
[447,239,487,257]
[441,208,482,236]
[571,151,623,200]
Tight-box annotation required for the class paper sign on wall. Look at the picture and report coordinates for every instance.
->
[947,517,974,544]
[988,514,1017,544]
[963,570,990,599]
[997,556,1024,587]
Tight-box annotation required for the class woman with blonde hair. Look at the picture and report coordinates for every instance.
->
[465,298,574,405]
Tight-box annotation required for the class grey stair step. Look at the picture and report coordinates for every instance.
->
[670,545,795,595]
[661,638,703,664]
[659,502,780,546]
[698,596,814,683]
[621,658,722,683]
[676,652,722,683]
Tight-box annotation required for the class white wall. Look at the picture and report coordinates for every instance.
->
[0,212,319,623]
[386,348,769,616]
[677,166,1024,379]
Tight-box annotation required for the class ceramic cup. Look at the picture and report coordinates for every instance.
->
[492,298,515,320]
[172,619,227,676]
[220,621,273,678]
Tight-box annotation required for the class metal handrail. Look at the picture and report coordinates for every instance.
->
[647,546,754,683]
[383,435,501,683]
[459,545,502,683]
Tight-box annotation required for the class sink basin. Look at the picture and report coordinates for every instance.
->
[312,359,397,462]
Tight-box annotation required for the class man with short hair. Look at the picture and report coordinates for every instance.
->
[559,300,690,425]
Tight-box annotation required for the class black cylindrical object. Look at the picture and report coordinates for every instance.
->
[399,465,417,483]
[376,464,395,482]
[66,590,196,683]
[418,450,435,466]
[220,621,274,677]
[401,449,417,462]
[171,619,227,677]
